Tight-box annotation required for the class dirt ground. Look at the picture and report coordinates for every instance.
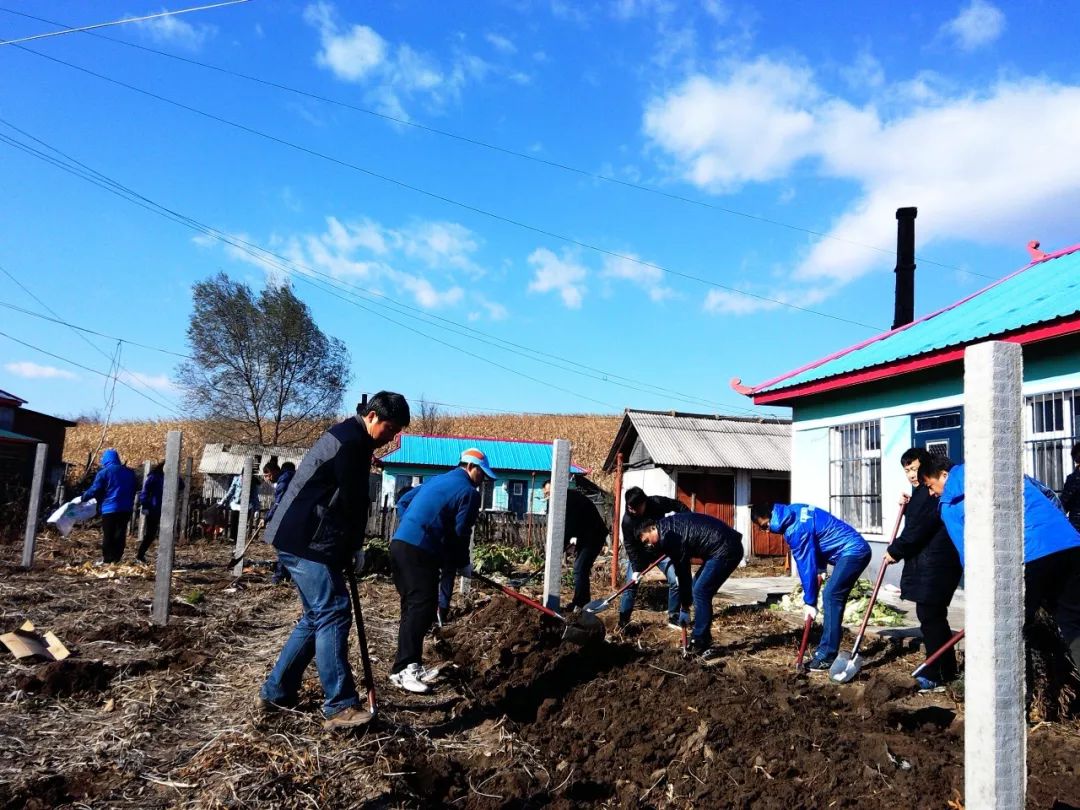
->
[1,529,1078,809]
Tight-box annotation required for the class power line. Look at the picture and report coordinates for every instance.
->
[0,119,779,417]
[0,0,251,46]
[11,44,887,332]
[0,5,991,282]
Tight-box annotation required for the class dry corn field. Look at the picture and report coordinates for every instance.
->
[64,414,623,489]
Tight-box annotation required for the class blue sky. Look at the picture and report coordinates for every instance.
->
[3,0,1080,422]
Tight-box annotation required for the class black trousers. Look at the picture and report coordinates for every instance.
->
[1025,545,1080,666]
[101,512,131,563]
[915,601,957,682]
[137,511,161,560]
[571,542,603,608]
[390,540,439,674]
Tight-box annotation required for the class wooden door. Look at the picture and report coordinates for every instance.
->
[750,477,789,556]
[676,473,735,526]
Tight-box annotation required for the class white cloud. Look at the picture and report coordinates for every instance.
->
[645,58,1080,309]
[132,11,214,50]
[601,254,673,301]
[393,273,464,309]
[840,51,885,91]
[119,370,176,392]
[4,361,77,380]
[469,294,509,322]
[527,248,587,308]
[941,0,1006,52]
[485,32,516,54]
[400,221,481,274]
[302,2,490,117]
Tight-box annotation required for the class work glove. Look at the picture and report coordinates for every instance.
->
[353,548,365,574]
[457,562,473,577]
[630,571,643,584]
[678,610,691,627]
[804,604,818,622]
[72,496,82,505]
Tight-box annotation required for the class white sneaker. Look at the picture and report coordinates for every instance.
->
[418,665,441,685]
[389,663,430,694]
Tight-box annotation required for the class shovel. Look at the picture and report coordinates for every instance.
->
[793,613,813,674]
[225,523,264,569]
[467,570,605,646]
[912,628,965,679]
[344,567,378,724]
[582,555,667,614]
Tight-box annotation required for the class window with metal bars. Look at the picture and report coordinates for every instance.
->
[829,420,882,532]
[1025,389,1080,490]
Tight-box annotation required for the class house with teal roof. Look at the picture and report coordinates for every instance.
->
[378,434,588,517]
[732,238,1080,577]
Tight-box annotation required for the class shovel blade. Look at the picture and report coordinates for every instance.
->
[830,653,863,683]
[561,612,606,646]
[582,597,611,614]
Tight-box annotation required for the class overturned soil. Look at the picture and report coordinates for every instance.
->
[1,530,1078,808]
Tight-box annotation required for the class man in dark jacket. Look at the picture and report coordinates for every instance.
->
[618,487,689,628]
[884,448,963,689]
[389,448,494,693]
[263,460,296,584]
[543,481,608,609]
[79,448,136,564]
[1061,443,1080,532]
[637,512,743,655]
[135,463,164,564]
[259,392,410,731]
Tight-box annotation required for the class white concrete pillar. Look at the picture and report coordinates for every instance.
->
[734,469,751,561]
[964,341,1025,809]
[231,456,255,577]
[20,443,48,569]
[542,439,571,611]
[152,431,182,626]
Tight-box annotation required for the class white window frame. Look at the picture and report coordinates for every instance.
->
[1024,389,1080,490]
[828,419,882,533]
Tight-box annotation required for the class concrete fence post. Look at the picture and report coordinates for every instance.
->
[20,443,48,570]
[542,439,571,611]
[964,341,1026,809]
[152,431,182,626]
[231,456,255,578]
[179,456,192,541]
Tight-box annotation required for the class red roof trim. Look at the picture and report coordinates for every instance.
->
[752,313,1080,405]
[741,242,1080,397]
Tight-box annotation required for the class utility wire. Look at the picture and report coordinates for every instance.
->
[11,44,886,332]
[0,120,779,417]
[0,5,990,281]
[0,0,251,46]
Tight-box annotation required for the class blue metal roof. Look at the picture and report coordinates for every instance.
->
[379,435,586,474]
[755,246,1080,394]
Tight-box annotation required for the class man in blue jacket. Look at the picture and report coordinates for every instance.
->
[135,463,164,564]
[751,502,872,671]
[637,512,743,657]
[263,460,296,584]
[920,458,1080,667]
[259,392,410,731]
[389,448,495,693]
[394,484,457,625]
[79,448,137,564]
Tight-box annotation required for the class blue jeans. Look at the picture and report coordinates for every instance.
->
[816,549,872,661]
[260,551,359,717]
[438,567,456,612]
[619,558,680,619]
[691,549,743,646]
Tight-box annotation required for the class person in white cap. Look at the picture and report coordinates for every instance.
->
[388,447,496,693]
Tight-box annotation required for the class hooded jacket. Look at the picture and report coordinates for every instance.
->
[267,415,376,567]
[769,504,870,606]
[622,495,689,570]
[936,464,1080,565]
[393,467,480,565]
[138,468,164,515]
[265,466,295,523]
[221,474,261,513]
[652,513,743,608]
[82,449,136,516]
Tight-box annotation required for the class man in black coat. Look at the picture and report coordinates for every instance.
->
[544,481,609,608]
[1061,442,1080,532]
[884,447,963,689]
[618,487,689,628]
[259,392,410,730]
[637,512,744,655]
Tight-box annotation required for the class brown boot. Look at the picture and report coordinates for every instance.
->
[323,705,374,731]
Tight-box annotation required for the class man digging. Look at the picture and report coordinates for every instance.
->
[637,511,743,659]
[258,392,411,730]
[618,486,689,630]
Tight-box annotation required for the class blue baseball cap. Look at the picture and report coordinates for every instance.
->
[460,448,496,480]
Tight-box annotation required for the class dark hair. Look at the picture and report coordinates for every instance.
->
[900,447,932,468]
[360,391,411,427]
[918,456,954,483]
[262,459,280,474]
[280,461,295,474]
[625,486,646,510]
[636,519,658,538]
[1072,442,1080,465]
[750,503,773,522]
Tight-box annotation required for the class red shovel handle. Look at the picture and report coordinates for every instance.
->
[912,628,965,678]
[794,613,813,668]
[609,555,667,601]
[469,570,566,621]
[850,502,907,654]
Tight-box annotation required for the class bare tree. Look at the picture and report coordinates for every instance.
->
[176,272,350,444]
[415,394,451,435]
